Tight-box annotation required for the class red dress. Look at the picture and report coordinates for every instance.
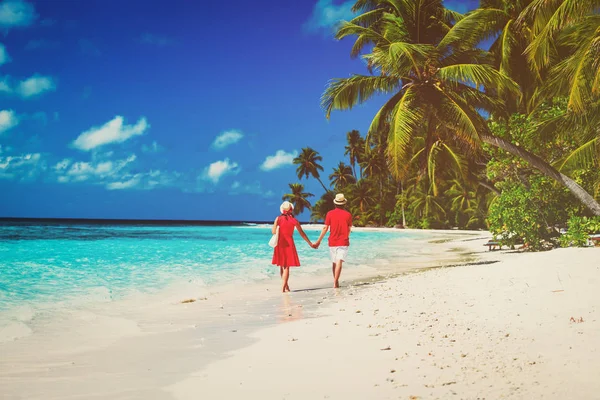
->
[272,215,301,267]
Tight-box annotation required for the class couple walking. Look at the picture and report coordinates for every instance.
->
[271,193,352,292]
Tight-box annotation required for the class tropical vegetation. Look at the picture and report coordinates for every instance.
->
[281,0,600,250]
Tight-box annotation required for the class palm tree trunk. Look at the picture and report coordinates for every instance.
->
[478,181,501,196]
[481,134,600,216]
[401,181,406,227]
[316,177,330,193]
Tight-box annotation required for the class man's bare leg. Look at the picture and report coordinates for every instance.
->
[281,267,290,292]
[333,260,343,288]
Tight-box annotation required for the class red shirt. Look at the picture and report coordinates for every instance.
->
[325,208,352,246]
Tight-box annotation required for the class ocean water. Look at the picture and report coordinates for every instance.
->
[0,221,431,319]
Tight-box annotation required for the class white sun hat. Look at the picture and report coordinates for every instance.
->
[280,201,294,213]
[333,193,347,205]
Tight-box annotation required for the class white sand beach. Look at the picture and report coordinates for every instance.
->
[2,230,599,399]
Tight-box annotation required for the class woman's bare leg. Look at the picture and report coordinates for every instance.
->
[281,267,290,292]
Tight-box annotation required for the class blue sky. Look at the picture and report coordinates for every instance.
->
[0,0,477,221]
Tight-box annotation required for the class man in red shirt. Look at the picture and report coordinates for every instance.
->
[314,193,353,288]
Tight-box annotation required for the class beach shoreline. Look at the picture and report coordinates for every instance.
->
[167,235,600,400]
[0,228,485,399]
[4,229,598,399]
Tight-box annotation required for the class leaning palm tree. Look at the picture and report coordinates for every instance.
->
[282,183,314,216]
[293,147,329,193]
[329,162,356,191]
[322,0,600,215]
[518,1,600,201]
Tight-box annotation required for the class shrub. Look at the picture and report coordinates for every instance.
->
[487,177,571,251]
[559,216,600,247]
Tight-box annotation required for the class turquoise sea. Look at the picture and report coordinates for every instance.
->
[0,220,432,324]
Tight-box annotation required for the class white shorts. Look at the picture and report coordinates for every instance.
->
[329,246,349,262]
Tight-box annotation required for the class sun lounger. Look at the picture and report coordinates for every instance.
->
[590,234,600,246]
[484,241,502,251]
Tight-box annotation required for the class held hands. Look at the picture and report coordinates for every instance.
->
[311,240,321,249]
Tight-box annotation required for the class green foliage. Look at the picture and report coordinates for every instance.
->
[487,177,573,250]
[559,216,600,247]
[284,1,600,247]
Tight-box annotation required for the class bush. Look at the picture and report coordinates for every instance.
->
[487,177,571,251]
[559,216,600,247]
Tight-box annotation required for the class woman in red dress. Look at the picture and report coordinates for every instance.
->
[271,201,314,292]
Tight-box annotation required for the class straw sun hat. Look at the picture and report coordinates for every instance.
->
[280,201,294,213]
[333,193,347,205]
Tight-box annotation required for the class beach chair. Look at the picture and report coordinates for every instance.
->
[484,241,502,251]
[589,234,600,247]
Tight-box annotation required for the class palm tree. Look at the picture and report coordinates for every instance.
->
[282,183,314,216]
[310,192,336,222]
[293,147,329,193]
[348,179,376,214]
[329,162,356,191]
[440,0,537,113]
[519,1,600,205]
[321,0,600,215]
[518,0,600,81]
[406,177,448,227]
[344,130,365,178]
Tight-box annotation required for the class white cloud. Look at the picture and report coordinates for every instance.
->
[106,170,173,191]
[0,109,18,134]
[72,116,149,151]
[260,149,298,171]
[0,0,37,31]
[0,43,10,65]
[16,75,56,98]
[203,158,239,183]
[53,158,71,171]
[106,175,140,190]
[0,152,43,180]
[211,129,243,150]
[52,152,175,191]
[304,0,355,33]
[58,154,136,183]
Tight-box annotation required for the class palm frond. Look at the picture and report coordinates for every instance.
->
[558,138,598,171]
[387,42,434,74]
[322,75,401,119]
[498,19,516,77]
[387,87,424,179]
[437,64,521,96]
[348,8,384,28]
[427,141,440,196]
[438,8,509,50]
[336,21,388,58]
[521,0,599,69]
[435,87,484,149]
[367,89,405,142]
[441,142,468,180]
